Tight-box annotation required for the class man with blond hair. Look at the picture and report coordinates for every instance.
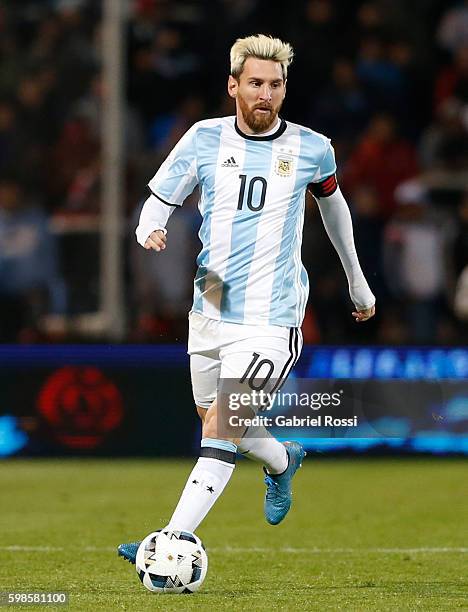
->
[119,34,375,563]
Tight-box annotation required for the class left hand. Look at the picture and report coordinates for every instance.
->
[352,305,375,323]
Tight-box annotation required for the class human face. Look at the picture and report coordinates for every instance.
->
[228,58,286,134]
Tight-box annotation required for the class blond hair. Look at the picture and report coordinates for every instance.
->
[230,34,294,80]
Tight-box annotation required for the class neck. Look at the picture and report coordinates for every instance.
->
[236,110,279,135]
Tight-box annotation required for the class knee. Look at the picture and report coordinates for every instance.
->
[201,405,240,445]
[202,407,217,439]
[197,406,207,424]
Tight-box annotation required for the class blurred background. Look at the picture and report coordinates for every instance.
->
[0,0,466,457]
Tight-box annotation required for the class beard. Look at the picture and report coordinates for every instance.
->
[237,92,282,133]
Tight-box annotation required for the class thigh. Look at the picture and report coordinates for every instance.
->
[188,311,222,410]
[220,327,303,394]
[190,353,220,410]
[217,328,302,431]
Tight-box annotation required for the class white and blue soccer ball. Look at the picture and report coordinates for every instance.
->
[135,530,208,594]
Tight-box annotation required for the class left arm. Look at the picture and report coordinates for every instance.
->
[312,183,376,322]
[309,140,375,322]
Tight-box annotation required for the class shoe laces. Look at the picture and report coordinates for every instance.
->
[264,474,277,488]
[264,470,282,502]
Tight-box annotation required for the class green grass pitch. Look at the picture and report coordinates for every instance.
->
[0,458,467,611]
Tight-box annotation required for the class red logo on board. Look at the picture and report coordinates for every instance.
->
[37,366,124,449]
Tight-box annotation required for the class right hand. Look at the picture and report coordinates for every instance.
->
[144,230,167,251]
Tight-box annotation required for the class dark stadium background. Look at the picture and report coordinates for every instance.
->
[0,0,466,458]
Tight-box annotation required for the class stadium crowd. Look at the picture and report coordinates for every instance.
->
[0,0,467,344]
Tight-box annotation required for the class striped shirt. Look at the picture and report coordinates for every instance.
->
[148,116,336,327]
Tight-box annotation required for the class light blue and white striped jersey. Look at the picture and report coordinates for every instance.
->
[148,116,336,327]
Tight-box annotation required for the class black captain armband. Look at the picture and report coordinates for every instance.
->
[308,174,338,198]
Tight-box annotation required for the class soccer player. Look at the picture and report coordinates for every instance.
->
[119,34,375,563]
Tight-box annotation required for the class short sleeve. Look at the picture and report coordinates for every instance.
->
[308,139,338,197]
[148,125,199,206]
[313,139,337,182]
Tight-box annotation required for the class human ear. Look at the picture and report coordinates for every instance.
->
[227,75,238,99]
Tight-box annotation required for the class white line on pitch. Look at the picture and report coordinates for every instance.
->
[0,546,466,553]
[217,546,468,554]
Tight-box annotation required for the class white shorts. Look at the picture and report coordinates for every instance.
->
[188,311,303,410]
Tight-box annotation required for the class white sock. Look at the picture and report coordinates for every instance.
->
[166,439,236,532]
[237,426,288,474]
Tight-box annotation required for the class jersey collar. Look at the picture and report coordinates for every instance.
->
[234,117,287,141]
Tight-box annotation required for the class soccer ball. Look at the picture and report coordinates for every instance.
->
[135,530,208,594]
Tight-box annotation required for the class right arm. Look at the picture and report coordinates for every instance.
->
[135,124,199,250]
[135,194,173,251]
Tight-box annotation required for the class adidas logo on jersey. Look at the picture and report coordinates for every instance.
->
[221,156,239,167]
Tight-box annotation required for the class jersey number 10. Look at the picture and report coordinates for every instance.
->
[237,174,267,212]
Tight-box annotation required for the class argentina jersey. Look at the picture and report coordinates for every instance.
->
[148,116,336,327]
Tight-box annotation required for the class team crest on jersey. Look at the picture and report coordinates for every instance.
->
[275,155,294,177]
